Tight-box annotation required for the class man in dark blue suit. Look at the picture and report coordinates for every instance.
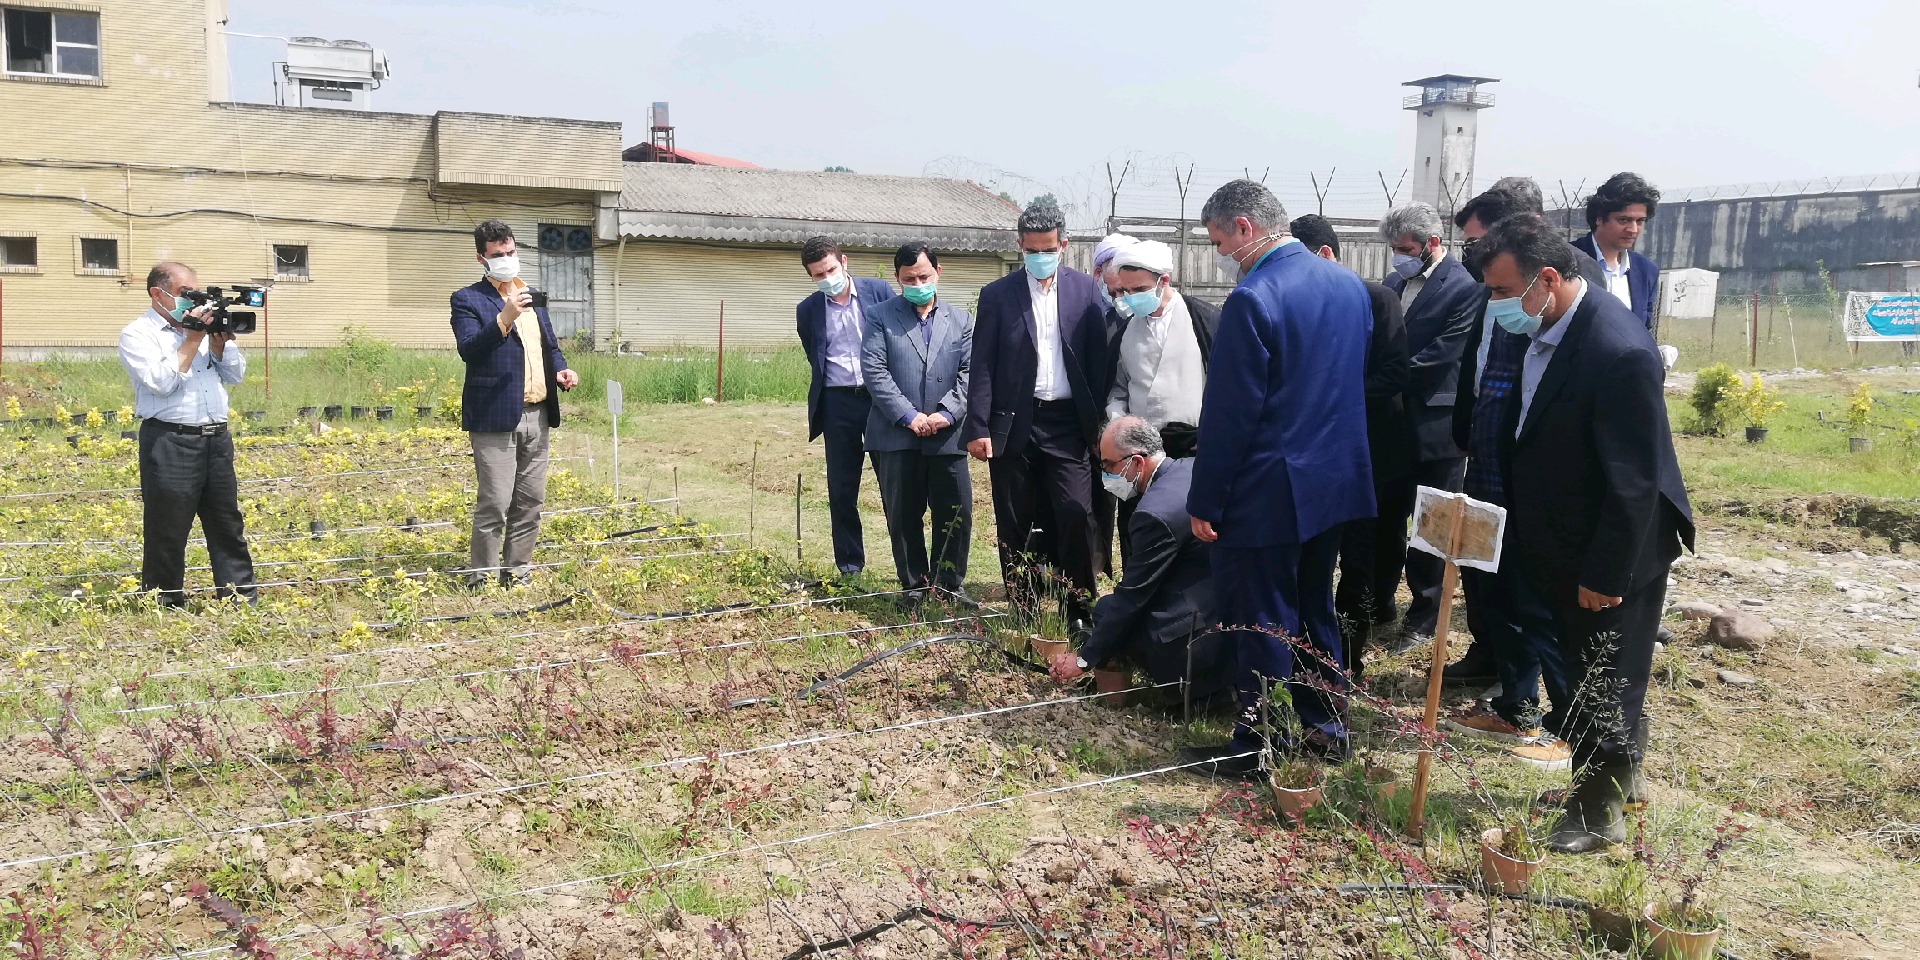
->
[796,236,896,576]
[1470,214,1693,853]
[1046,417,1232,700]
[1377,202,1483,649]
[449,219,577,589]
[1570,173,1662,330]
[1180,181,1375,774]
[965,199,1109,626]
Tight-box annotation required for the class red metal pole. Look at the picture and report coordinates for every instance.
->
[0,277,6,385]
[715,299,726,402]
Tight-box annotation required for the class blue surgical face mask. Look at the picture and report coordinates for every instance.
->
[1023,251,1060,280]
[1392,254,1419,274]
[901,281,937,306]
[816,267,848,297]
[1489,274,1548,335]
[164,289,193,323]
[1119,287,1162,319]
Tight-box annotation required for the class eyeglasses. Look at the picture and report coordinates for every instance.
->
[1099,454,1137,472]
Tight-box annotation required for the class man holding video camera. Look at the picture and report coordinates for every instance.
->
[451,219,579,589]
[117,261,258,606]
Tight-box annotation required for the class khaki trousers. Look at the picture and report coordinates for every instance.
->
[468,408,549,585]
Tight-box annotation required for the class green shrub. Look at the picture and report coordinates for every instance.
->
[1690,363,1741,436]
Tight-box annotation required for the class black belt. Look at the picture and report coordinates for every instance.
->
[151,420,228,436]
[827,385,870,397]
[1034,398,1078,412]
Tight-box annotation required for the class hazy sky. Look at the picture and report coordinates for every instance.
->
[229,0,1920,222]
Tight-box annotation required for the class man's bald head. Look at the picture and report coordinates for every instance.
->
[145,261,194,296]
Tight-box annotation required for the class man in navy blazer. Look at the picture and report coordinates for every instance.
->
[964,199,1109,626]
[796,236,897,576]
[1377,203,1484,648]
[449,219,577,589]
[1182,181,1375,774]
[1570,172,1662,330]
[860,242,973,596]
[1471,214,1692,853]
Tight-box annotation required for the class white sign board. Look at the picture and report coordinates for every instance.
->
[1408,487,1506,573]
[1844,292,1920,342]
[605,380,624,415]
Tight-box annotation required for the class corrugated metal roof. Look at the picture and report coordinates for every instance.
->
[618,163,1019,229]
[621,144,762,168]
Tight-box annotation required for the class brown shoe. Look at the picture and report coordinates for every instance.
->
[1445,705,1540,744]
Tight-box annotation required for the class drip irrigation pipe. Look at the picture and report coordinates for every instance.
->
[776,905,1015,960]
[729,633,1047,708]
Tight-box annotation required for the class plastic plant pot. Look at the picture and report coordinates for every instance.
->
[1643,903,1721,960]
[1744,426,1767,443]
[1478,828,1544,895]
[1092,668,1130,707]
[322,405,343,421]
[350,406,370,419]
[298,406,318,419]
[375,406,394,421]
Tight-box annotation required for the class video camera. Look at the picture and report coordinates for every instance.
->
[179,286,266,335]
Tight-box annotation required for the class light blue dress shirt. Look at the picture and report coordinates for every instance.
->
[117,307,245,425]
[822,284,865,387]
[1515,280,1588,436]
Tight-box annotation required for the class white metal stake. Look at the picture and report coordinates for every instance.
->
[606,381,625,503]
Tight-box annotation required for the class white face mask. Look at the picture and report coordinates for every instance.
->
[1215,233,1279,279]
[484,254,520,282]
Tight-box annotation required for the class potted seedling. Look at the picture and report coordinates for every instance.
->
[1845,382,1873,453]
[375,406,395,421]
[1268,758,1323,821]
[415,405,434,419]
[298,405,318,419]
[1092,665,1130,708]
[1642,814,1748,960]
[1478,824,1545,895]
[1029,634,1068,661]
[350,405,370,420]
[323,404,343,421]
[1740,373,1784,444]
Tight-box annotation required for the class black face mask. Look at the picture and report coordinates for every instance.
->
[1461,241,1485,283]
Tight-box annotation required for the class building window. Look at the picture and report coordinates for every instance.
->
[273,244,310,280]
[76,236,119,275]
[0,235,36,272]
[2,8,101,79]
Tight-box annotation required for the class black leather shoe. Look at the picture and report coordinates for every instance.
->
[1177,743,1265,781]
[1298,728,1352,763]
[1546,763,1632,855]
[1441,642,1498,683]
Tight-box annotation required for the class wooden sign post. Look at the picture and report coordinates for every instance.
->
[1404,486,1507,837]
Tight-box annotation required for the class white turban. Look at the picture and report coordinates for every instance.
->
[1091,233,1138,274]
[1110,239,1174,277]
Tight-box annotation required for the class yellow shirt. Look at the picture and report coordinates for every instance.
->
[493,278,547,405]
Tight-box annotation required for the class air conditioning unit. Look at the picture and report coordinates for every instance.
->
[283,37,391,110]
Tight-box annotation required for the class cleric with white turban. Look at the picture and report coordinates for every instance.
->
[1104,238,1220,458]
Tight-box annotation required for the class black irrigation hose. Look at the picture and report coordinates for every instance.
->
[0,735,485,801]
[729,633,1049,709]
[605,522,695,539]
[594,579,825,623]
[777,904,1016,960]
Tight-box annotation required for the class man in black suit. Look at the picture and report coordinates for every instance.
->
[796,236,897,576]
[1291,215,1411,678]
[1469,214,1693,854]
[1376,203,1483,651]
[965,199,1109,626]
[1045,417,1232,700]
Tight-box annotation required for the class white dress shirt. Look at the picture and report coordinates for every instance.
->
[1516,280,1588,435]
[822,283,866,387]
[118,307,245,424]
[1598,244,1633,309]
[1029,269,1073,401]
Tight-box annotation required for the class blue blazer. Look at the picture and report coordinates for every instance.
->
[797,276,896,440]
[1083,457,1214,669]
[860,295,972,456]
[964,265,1110,454]
[1188,243,1375,547]
[1384,254,1483,461]
[449,279,569,434]
[1571,233,1659,329]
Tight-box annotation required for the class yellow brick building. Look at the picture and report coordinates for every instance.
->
[0,0,622,350]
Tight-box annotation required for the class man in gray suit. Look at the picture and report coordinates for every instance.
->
[1048,417,1233,699]
[861,242,974,597]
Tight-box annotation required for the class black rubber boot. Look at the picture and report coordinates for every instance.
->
[1547,762,1631,855]
[1440,640,1497,683]
[1624,717,1650,810]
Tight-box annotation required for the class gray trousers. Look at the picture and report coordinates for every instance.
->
[468,408,550,584]
[871,450,971,591]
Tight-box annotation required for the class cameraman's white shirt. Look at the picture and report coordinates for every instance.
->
[118,308,245,424]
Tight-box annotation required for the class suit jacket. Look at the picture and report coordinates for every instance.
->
[964,266,1110,454]
[1500,288,1694,600]
[1082,458,1213,668]
[797,276,897,440]
[1188,243,1375,547]
[1571,233,1659,329]
[1362,281,1415,485]
[1384,255,1482,461]
[860,295,972,456]
[450,279,568,434]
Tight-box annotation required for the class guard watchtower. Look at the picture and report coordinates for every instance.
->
[1403,75,1497,220]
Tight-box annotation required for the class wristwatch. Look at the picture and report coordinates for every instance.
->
[1076,657,1090,670]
